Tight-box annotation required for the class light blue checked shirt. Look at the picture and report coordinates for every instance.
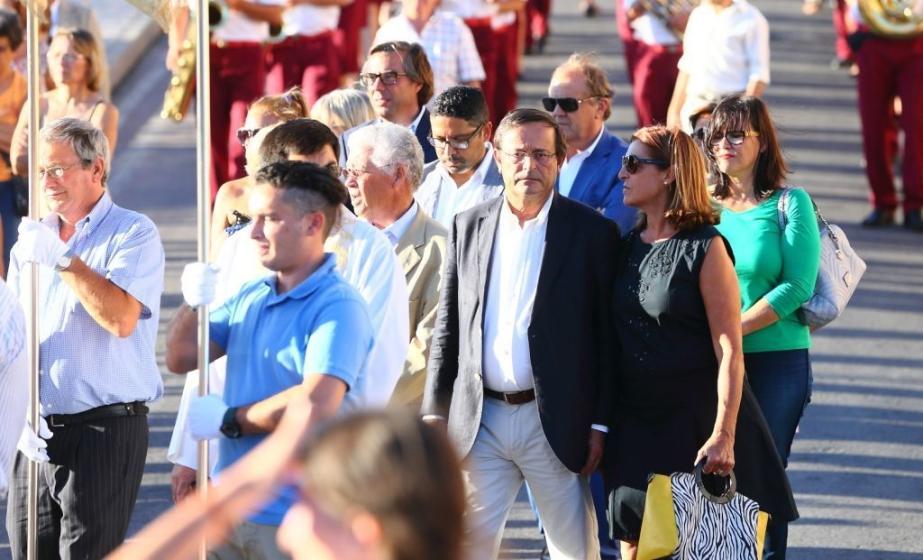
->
[7,192,165,415]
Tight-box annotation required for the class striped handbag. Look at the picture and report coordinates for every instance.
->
[637,462,770,560]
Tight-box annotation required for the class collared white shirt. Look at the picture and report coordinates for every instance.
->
[280,4,339,36]
[190,0,269,42]
[559,126,605,198]
[677,0,770,97]
[427,143,497,227]
[168,207,410,471]
[408,106,426,134]
[373,11,486,101]
[383,202,419,246]
[624,0,682,45]
[482,194,554,392]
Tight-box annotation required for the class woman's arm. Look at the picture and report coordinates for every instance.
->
[696,237,744,474]
[10,101,28,177]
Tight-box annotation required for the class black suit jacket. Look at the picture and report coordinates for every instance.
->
[421,194,621,472]
[415,108,438,164]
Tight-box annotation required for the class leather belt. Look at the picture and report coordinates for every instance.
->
[484,388,536,405]
[47,401,149,428]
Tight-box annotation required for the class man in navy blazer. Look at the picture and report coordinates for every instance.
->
[547,53,637,234]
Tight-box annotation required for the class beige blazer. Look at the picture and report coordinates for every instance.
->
[389,207,448,407]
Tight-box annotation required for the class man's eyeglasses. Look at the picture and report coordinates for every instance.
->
[428,123,484,151]
[358,71,408,88]
[621,154,667,175]
[497,149,556,165]
[343,162,396,180]
[709,130,760,149]
[236,127,261,147]
[38,163,80,179]
[541,96,598,113]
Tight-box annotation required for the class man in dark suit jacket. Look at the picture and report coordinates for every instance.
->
[548,53,637,234]
[422,109,620,559]
[359,41,437,163]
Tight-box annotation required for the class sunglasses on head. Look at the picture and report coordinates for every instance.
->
[236,127,261,146]
[541,96,598,113]
[709,130,759,148]
[621,154,668,174]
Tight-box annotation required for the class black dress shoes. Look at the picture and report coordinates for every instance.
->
[861,208,895,227]
[904,210,923,232]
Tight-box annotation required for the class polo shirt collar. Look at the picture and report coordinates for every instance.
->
[263,252,338,305]
[43,190,114,239]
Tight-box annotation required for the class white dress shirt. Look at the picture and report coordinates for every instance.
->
[280,4,339,36]
[373,11,486,101]
[190,0,270,43]
[443,0,493,19]
[482,195,553,392]
[383,203,419,246]
[425,143,498,227]
[624,0,682,45]
[558,127,605,198]
[677,0,770,97]
[168,208,410,471]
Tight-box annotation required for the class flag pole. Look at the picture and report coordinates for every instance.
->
[24,2,42,558]
[194,1,211,558]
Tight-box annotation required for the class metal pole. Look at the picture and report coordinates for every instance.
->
[195,1,211,559]
[24,3,42,559]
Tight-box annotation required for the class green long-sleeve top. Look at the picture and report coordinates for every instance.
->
[716,188,821,353]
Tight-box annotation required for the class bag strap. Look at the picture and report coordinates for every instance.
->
[693,460,737,504]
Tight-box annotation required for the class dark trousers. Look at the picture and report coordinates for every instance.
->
[210,42,266,201]
[631,41,681,127]
[745,349,812,560]
[856,35,923,212]
[265,31,340,105]
[5,415,149,560]
[0,178,21,272]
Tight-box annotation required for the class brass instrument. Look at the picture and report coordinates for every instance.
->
[162,37,196,121]
[637,0,698,41]
[858,0,923,37]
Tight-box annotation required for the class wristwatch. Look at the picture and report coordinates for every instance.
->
[219,406,242,439]
[54,249,74,272]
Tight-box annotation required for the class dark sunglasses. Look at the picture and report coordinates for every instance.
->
[692,127,708,142]
[621,154,667,174]
[236,127,261,146]
[709,130,759,148]
[541,96,598,113]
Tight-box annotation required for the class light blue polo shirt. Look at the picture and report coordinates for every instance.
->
[209,253,373,526]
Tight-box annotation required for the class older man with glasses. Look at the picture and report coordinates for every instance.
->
[347,41,438,164]
[415,86,504,228]
[546,53,636,233]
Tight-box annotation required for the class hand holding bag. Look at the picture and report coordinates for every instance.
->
[637,462,770,560]
[778,187,867,330]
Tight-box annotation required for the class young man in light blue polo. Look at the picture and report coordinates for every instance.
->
[165,161,375,560]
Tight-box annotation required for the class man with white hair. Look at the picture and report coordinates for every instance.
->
[5,118,164,558]
[346,122,447,406]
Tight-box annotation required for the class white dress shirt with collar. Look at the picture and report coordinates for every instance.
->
[624,0,682,45]
[558,126,605,199]
[383,202,419,246]
[482,194,553,392]
[428,143,497,227]
[678,0,770,97]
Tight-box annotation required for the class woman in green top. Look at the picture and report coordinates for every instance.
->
[709,95,820,560]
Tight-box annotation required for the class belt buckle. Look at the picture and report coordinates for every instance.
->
[502,392,515,405]
[48,415,64,428]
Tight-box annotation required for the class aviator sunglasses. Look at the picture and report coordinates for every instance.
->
[621,154,668,174]
[541,96,598,113]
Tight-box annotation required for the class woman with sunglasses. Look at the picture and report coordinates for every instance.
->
[605,125,797,559]
[209,86,308,259]
[708,95,819,559]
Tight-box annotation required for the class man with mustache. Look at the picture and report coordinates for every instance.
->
[422,109,620,559]
[415,86,504,229]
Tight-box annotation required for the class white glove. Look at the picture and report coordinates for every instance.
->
[181,262,220,308]
[188,395,229,441]
[13,219,69,269]
[17,417,52,463]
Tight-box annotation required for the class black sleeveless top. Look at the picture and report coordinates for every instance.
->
[605,226,798,540]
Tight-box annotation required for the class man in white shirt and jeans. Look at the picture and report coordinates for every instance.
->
[666,0,770,130]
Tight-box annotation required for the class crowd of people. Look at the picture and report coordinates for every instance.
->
[0,0,918,559]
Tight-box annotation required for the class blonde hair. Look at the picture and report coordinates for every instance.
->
[51,28,102,92]
[310,88,375,136]
[632,125,719,231]
[250,86,309,123]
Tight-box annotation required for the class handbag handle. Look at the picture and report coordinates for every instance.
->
[694,460,737,504]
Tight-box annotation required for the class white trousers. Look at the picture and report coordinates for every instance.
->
[462,398,599,560]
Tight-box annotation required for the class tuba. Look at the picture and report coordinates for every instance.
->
[858,0,923,37]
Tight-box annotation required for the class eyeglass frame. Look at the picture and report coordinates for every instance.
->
[708,130,760,149]
[620,154,668,175]
[427,123,485,151]
[358,71,409,88]
[236,127,262,147]
[541,96,600,113]
[496,148,558,166]
[342,161,397,180]
[38,162,83,180]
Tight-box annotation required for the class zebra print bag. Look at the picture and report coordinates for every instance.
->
[637,462,770,560]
